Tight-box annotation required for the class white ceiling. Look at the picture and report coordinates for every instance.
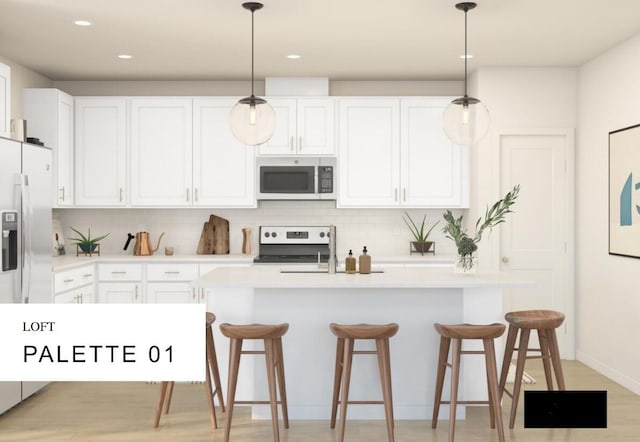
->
[1,0,640,81]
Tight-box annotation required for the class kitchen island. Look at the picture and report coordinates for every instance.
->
[194,266,533,420]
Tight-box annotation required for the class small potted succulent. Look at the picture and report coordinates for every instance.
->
[69,227,109,256]
[403,211,439,255]
[442,185,520,271]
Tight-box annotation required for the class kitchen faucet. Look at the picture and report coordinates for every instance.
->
[328,225,337,274]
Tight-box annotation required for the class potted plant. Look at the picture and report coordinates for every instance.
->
[442,185,520,271]
[69,227,109,255]
[403,211,439,255]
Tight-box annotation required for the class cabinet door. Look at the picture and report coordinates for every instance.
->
[401,98,469,207]
[75,98,127,206]
[338,98,400,207]
[193,99,256,207]
[147,282,199,304]
[22,88,74,206]
[297,98,334,155]
[55,285,94,304]
[130,99,193,206]
[258,98,296,154]
[57,92,75,206]
[98,282,142,303]
[0,62,9,138]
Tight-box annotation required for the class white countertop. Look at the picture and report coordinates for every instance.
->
[194,265,534,289]
[52,253,255,271]
[52,253,456,272]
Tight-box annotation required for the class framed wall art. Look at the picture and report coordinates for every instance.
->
[609,123,640,258]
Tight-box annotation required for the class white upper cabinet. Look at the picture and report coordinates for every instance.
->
[400,98,469,207]
[74,98,127,206]
[338,98,401,207]
[259,98,334,155]
[0,63,9,138]
[338,97,469,208]
[193,99,256,207]
[23,88,74,207]
[130,99,193,206]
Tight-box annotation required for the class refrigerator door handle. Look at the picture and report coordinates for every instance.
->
[19,174,33,303]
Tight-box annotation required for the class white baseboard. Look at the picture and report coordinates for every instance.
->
[576,350,640,395]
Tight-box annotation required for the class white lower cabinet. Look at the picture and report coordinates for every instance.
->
[97,263,143,303]
[54,264,95,303]
[146,263,202,303]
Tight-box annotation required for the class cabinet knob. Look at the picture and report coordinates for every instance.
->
[502,256,510,263]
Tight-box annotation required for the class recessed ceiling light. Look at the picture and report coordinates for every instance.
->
[286,54,302,60]
[459,54,473,59]
[117,54,133,60]
[74,20,93,27]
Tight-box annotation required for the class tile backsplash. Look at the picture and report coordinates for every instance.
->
[54,201,462,257]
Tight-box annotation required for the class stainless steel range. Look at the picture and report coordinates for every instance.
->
[253,226,333,264]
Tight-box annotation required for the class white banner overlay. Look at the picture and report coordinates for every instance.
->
[0,304,205,381]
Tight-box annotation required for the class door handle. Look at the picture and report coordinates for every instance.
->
[119,188,123,202]
[299,136,303,151]
[290,136,294,151]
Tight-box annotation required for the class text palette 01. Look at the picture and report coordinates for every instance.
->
[0,304,205,381]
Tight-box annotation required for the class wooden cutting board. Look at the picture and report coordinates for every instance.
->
[197,215,229,254]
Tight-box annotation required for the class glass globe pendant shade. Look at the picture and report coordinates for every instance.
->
[443,95,490,145]
[230,95,276,145]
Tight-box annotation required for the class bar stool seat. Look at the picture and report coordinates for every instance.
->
[154,312,225,429]
[498,309,566,429]
[432,323,506,442]
[330,322,399,442]
[220,323,289,442]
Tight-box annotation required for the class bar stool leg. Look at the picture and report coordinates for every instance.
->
[498,324,518,401]
[204,353,218,428]
[448,338,462,442]
[509,328,530,429]
[264,338,281,442]
[338,338,355,442]
[383,338,395,429]
[224,338,243,442]
[547,329,566,390]
[538,329,555,390]
[432,336,451,428]
[330,337,345,429]
[274,337,289,428]
[206,324,226,412]
[483,338,505,442]
[154,381,169,428]
[376,338,395,442]
[483,349,496,429]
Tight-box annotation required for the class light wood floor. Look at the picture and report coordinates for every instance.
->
[0,360,637,441]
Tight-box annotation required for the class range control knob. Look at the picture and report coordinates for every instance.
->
[272,232,277,238]
[319,232,325,238]
[265,232,270,238]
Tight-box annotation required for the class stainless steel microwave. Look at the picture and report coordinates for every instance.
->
[257,157,337,200]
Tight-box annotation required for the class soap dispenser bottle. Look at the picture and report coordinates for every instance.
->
[359,246,371,274]
[345,250,357,274]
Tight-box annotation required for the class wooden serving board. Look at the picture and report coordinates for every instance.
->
[197,215,229,254]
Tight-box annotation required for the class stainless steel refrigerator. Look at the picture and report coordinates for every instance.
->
[0,136,52,414]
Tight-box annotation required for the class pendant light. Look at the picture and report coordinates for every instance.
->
[230,2,275,146]
[443,2,490,145]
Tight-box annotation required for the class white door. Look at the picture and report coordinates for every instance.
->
[98,282,142,303]
[338,98,400,207]
[75,98,127,206]
[193,99,256,207]
[147,282,198,304]
[130,99,193,206]
[56,92,74,206]
[259,98,297,154]
[499,129,575,359]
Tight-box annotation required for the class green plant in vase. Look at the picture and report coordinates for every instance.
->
[442,185,520,271]
[69,227,109,254]
[403,211,439,254]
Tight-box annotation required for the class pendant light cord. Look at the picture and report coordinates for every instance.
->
[251,8,255,97]
[463,7,468,97]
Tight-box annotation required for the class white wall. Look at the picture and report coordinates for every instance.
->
[576,33,640,394]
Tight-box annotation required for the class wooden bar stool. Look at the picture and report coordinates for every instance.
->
[154,312,225,428]
[329,322,399,442]
[220,323,289,442]
[498,309,565,429]
[432,323,506,442]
